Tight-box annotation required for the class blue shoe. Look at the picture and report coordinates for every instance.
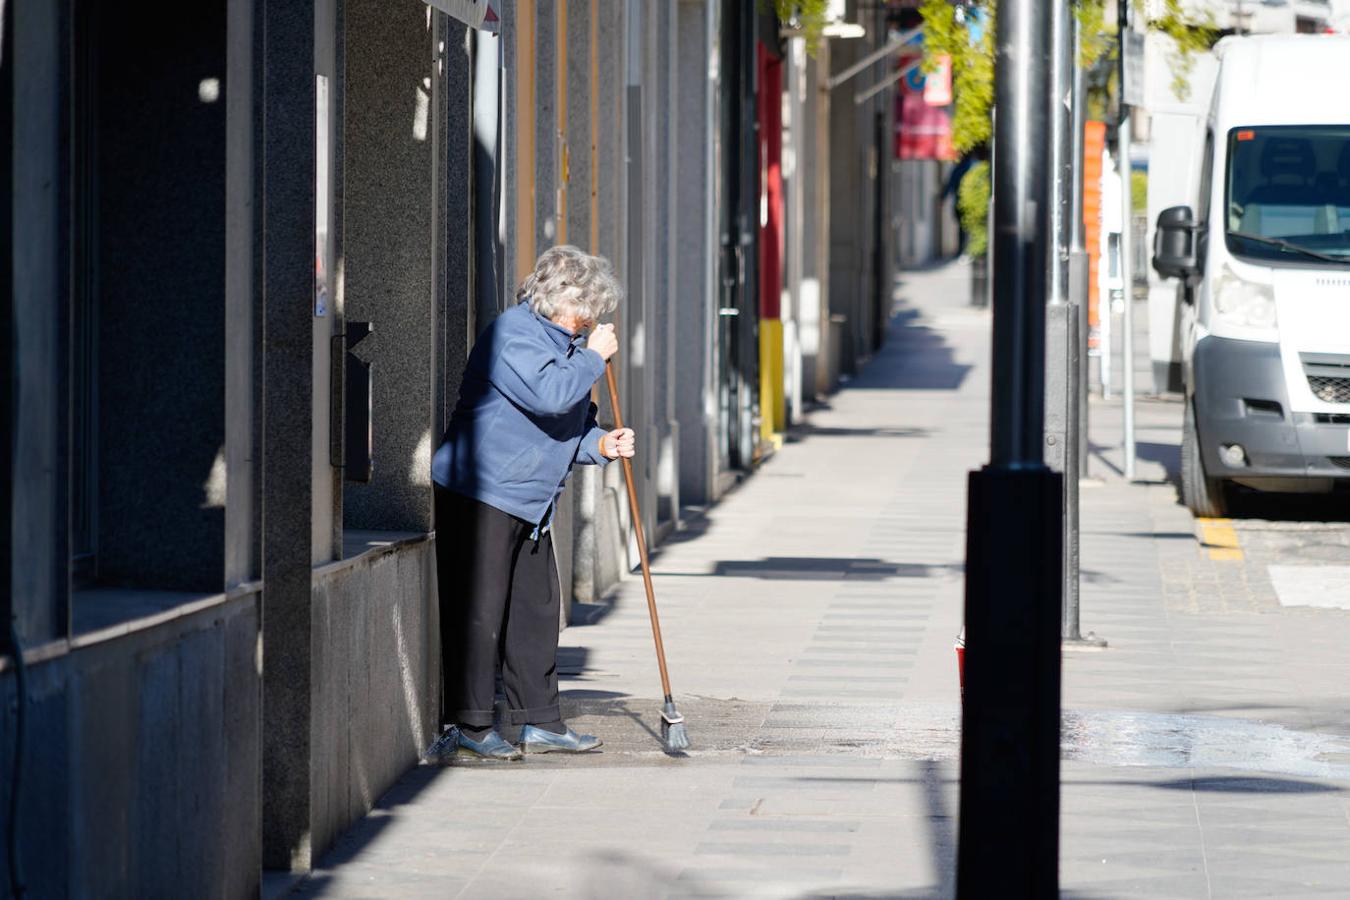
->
[449,726,524,762]
[422,727,460,764]
[518,724,602,754]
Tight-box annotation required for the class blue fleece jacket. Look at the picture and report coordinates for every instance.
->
[431,300,612,527]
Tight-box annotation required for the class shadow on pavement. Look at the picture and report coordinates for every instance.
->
[557,645,592,676]
[1093,428,1350,523]
[1071,775,1341,795]
[654,508,717,549]
[557,688,671,750]
[708,557,960,581]
[1087,441,1124,478]
[652,556,1121,585]
[1225,486,1350,523]
[843,308,972,392]
[292,766,445,896]
[786,424,931,443]
[1103,530,1196,540]
[920,759,956,899]
[1135,440,1181,487]
[569,597,619,627]
[1172,775,1341,793]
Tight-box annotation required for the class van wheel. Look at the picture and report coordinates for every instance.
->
[1181,399,1228,517]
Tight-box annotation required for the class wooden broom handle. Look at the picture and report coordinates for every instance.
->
[603,361,673,699]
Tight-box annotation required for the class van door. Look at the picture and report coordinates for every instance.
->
[1182,127,1215,388]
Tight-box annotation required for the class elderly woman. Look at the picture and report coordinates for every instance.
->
[427,246,634,762]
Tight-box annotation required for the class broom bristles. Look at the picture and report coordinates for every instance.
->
[663,720,690,751]
[660,700,690,751]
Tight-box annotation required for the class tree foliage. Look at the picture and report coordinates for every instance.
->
[1132,168,1149,214]
[958,161,992,257]
[769,0,834,56]
[1075,1,1112,71]
[919,0,1218,256]
[918,0,995,154]
[1147,0,1219,100]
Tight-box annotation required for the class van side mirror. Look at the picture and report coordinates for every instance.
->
[1153,205,1204,281]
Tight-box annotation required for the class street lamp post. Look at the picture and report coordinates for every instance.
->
[1071,15,1090,478]
[1045,0,1085,645]
[1061,13,1104,648]
[1119,0,1137,481]
[956,0,1063,891]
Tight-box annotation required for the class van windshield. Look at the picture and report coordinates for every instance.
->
[1225,125,1350,265]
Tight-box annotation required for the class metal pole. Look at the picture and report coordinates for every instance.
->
[1048,0,1069,311]
[1100,257,1112,398]
[853,57,921,106]
[1061,7,1103,647]
[1120,119,1136,480]
[1070,16,1089,478]
[1118,4,1136,481]
[1047,0,1071,604]
[957,0,1063,889]
[987,19,1049,467]
[1048,0,1079,643]
[824,25,921,91]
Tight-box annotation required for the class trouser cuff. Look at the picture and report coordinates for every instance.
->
[447,708,497,729]
[505,704,562,726]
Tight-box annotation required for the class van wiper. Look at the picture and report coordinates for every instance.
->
[1228,231,1345,263]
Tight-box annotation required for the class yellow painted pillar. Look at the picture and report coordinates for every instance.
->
[760,321,785,443]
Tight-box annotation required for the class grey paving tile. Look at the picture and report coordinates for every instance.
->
[706,820,864,834]
[693,842,851,857]
[674,866,845,881]
[739,756,885,768]
[788,660,914,669]
[730,776,880,792]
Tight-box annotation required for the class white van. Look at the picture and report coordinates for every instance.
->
[1153,34,1350,516]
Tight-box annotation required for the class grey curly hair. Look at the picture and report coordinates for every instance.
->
[517,245,623,322]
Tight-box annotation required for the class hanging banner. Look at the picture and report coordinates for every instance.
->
[895,49,956,160]
[422,0,500,33]
[923,54,953,106]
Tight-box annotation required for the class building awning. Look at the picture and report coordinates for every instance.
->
[423,0,500,33]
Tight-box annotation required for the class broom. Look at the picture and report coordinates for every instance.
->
[603,361,691,752]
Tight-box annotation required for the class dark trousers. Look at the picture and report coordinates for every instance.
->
[434,485,561,729]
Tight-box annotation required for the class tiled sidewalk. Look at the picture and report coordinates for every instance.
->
[295,264,1350,899]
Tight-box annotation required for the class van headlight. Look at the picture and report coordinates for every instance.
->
[1213,266,1277,330]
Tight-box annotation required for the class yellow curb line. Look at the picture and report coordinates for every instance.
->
[1196,517,1244,561]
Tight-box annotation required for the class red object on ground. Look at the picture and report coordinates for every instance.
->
[954,630,966,702]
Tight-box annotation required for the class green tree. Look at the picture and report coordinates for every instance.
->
[1149,0,1219,99]
[919,0,1217,257]
[1132,168,1148,214]
[920,0,995,155]
[958,160,992,257]
[769,0,833,55]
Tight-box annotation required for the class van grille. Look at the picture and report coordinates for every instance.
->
[1330,457,1350,471]
[1315,413,1350,425]
[1308,376,1350,405]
